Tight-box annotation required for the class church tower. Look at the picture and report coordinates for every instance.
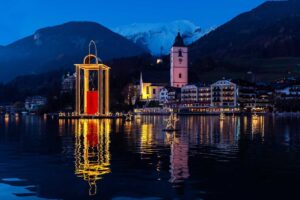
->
[170,33,188,88]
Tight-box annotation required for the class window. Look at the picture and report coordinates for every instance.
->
[146,86,149,94]
[179,73,182,78]
[178,49,183,57]
[153,89,156,94]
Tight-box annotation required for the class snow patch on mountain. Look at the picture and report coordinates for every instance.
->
[114,20,214,55]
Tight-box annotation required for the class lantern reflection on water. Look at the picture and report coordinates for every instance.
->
[74,119,111,196]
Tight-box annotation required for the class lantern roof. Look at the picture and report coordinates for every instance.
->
[83,54,103,64]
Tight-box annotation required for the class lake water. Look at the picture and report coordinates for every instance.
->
[0,115,300,200]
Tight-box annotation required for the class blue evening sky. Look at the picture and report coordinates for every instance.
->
[0,0,265,45]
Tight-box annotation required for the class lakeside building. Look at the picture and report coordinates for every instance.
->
[129,33,275,114]
[181,84,198,103]
[211,80,238,108]
[139,71,169,102]
[197,85,212,107]
[275,85,300,100]
[137,33,188,103]
[166,87,182,108]
[178,80,239,114]
[25,96,47,112]
[61,73,76,94]
[232,79,256,110]
[180,84,211,108]
[133,76,274,114]
[124,83,140,106]
[159,88,169,104]
[255,84,274,111]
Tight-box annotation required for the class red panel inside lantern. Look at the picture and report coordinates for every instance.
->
[87,91,98,115]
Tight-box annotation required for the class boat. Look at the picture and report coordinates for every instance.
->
[252,113,258,120]
[163,111,179,132]
[220,112,225,121]
[135,113,141,119]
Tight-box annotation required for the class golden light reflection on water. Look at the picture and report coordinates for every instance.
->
[181,116,242,146]
[55,115,266,194]
[140,123,153,151]
[74,119,111,196]
[251,116,265,139]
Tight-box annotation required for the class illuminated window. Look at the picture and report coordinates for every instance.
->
[146,87,149,94]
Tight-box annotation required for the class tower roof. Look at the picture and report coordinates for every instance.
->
[173,32,185,47]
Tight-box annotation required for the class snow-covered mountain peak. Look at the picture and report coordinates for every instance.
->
[114,20,213,55]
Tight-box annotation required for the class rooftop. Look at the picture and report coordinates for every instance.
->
[173,32,185,47]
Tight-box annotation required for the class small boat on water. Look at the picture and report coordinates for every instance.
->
[220,112,225,121]
[135,113,141,119]
[163,112,179,132]
[252,113,258,120]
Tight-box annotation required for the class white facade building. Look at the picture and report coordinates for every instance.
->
[211,80,238,107]
[159,88,169,104]
[181,85,198,103]
[25,96,48,112]
[276,85,300,99]
[61,73,76,93]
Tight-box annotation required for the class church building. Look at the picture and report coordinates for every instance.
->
[138,33,189,102]
[170,33,188,88]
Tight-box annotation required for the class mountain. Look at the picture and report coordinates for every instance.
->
[0,54,155,108]
[190,0,300,59]
[114,20,213,55]
[189,0,300,81]
[0,21,147,82]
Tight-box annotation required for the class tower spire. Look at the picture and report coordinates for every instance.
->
[140,72,144,97]
[173,32,185,47]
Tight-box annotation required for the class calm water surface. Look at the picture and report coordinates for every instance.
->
[0,115,300,199]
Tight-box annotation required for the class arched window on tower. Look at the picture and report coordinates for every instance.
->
[179,73,182,78]
[178,49,183,57]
